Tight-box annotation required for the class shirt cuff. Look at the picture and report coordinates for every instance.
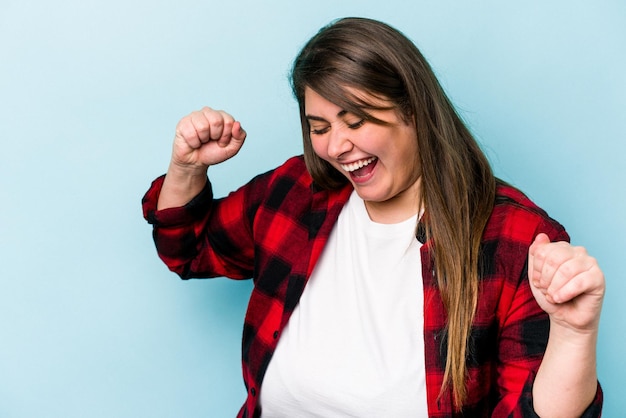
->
[521,373,603,417]
[141,174,213,227]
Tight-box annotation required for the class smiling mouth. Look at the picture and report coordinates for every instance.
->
[340,157,377,173]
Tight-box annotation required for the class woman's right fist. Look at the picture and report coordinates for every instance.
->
[171,107,247,169]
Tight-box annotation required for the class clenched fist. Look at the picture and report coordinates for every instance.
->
[528,233,605,333]
[172,107,247,169]
[529,233,605,416]
[157,107,246,210]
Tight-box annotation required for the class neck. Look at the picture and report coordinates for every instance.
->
[364,177,422,224]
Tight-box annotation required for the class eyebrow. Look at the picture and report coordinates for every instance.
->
[305,110,348,122]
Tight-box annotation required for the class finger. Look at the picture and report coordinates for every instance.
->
[535,242,588,293]
[548,256,602,304]
[176,115,202,149]
[534,242,567,290]
[216,111,236,147]
[219,121,247,160]
[529,236,577,289]
[232,121,247,141]
[199,107,233,142]
[191,108,216,143]
[528,233,552,287]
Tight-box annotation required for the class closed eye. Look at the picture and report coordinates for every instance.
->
[310,125,330,135]
[347,119,365,129]
[306,115,365,135]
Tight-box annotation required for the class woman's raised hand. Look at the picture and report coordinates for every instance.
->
[157,107,246,210]
[528,233,605,333]
[172,107,247,170]
[529,234,604,416]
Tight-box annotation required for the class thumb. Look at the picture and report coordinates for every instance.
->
[216,121,247,162]
[233,121,247,142]
[528,232,551,285]
[531,232,551,252]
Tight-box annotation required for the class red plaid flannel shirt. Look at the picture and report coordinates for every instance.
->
[143,156,602,417]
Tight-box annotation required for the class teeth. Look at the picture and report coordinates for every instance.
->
[340,157,377,172]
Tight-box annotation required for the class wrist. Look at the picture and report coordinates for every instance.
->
[157,162,209,210]
[548,317,599,349]
[168,159,209,179]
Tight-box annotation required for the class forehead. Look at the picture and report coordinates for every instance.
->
[304,87,342,115]
[304,86,390,114]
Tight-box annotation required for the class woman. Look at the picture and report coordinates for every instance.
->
[143,17,604,417]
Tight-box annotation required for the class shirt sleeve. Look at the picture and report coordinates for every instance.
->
[141,173,264,280]
[517,372,603,418]
[491,213,603,417]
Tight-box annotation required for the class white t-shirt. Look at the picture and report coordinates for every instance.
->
[260,191,428,417]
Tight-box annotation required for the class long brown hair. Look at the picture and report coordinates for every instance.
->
[290,17,496,408]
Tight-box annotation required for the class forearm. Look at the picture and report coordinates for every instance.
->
[532,322,598,417]
[157,162,208,210]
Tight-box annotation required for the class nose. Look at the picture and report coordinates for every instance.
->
[327,125,353,160]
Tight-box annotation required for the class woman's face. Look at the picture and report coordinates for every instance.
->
[304,87,421,223]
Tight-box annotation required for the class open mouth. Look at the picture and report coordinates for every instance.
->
[340,157,377,175]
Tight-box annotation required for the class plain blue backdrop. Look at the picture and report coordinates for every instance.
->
[1,1,624,416]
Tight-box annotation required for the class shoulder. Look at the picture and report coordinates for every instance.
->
[251,155,312,191]
[259,155,351,203]
[258,155,315,202]
[272,155,307,173]
[241,155,310,197]
[272,155,312,185]
[484,181,569,246]
[244,155,351,217]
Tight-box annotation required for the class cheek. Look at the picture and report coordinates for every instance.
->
[310,137,329,160]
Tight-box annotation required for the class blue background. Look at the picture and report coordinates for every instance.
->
[1,1,624,416]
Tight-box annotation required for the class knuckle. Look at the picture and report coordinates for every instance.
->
[573,245,588,256]
[195,119,210,132]
[178,124,195,140]
[558,262,575,278]
[544,255,560,270]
